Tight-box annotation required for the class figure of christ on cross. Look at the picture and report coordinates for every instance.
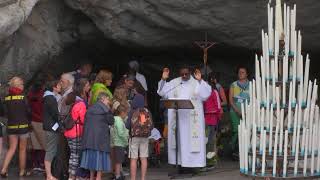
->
[194,33,217,80]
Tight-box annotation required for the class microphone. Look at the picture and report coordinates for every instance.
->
[162,81,183,97]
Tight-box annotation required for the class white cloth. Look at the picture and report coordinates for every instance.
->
[58,87,72,113]
[136,72,148,91]
[157,77,211,167]
[149,128,162,141]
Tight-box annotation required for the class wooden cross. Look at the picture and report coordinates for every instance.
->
[194,33,217,80]
[194,32,217,66]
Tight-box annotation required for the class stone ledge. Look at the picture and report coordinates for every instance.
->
[0,0,18,8]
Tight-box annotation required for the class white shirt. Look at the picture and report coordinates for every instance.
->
[136,72,148,91]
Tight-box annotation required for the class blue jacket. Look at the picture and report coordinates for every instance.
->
[81,101,114,152]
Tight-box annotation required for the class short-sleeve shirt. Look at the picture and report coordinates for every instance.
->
[229,80,250,112]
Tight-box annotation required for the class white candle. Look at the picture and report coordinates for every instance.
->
[279,109,284,154]
[292,30,297,80]
[255,54,260,79]
[303,129,309,176]
[252,80,256,126]
[270,7,274,54]
[294,105,302,176]
[260,108,265,134]
[282,80,286,107]
[261,130,267,176]
[307,81,313,109]
[275,55,279,82]
[292,65,297,104]
[241,103,245,125]
[303,55,310,103]
[301,126,307,156]
[275,30,279,56]
[257,77,261,108]
[316,107,320,173]
[268,3,271,35]
[245,100,249,128]
[292,106,298,155]
[252,123,257,175]
[315,106,319,156]
[309,105,315,141]
[297,31,302,80]
[298,84,303,106]
[276,87,280,109]
[244,129,248,173]
[287,82,293,130]
[283,3,287,38]
[260,109,265,151]
[275,0,284,39]
[269,104,274,155]
[293,5,296,31]
[239,124,243,172]
[311,125,316,175]
[242,122,246,172]
[283,130,289,177]
[311,81,318,105]
[309,120,314,156]
[272,61,276,104]
[286,6,290,53]
[261,56,266,90]
[267,81,270,107]
[262,30,265,57]
[273,109,280,176]
[291,6,296,31]
[266,34,270,79]
[262,74,267,105]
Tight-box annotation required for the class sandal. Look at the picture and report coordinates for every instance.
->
[19,171,31,177]
[0,172,8,178]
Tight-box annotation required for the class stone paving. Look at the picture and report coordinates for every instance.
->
[0,160,247,180]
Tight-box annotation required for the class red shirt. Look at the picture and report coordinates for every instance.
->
[203,89,222,126]
[28,89,44,122]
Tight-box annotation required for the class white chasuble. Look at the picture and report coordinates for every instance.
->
[157,77,211,167]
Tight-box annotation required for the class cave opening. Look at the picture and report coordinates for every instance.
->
[37,29,257,129]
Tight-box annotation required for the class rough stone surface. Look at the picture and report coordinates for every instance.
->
[0,0,38,41]
[0,0,98,84]
[1,0,320,85]
[64,0,320,51]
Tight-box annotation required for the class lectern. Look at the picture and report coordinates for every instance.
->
[161,99,194,177]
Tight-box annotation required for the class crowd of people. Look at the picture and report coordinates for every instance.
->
[0,60,250,180]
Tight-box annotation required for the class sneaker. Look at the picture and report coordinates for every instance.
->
[121,170,129,177]
[232,152,239,161]
[206,152,216,159]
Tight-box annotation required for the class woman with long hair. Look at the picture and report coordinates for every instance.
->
[203,72,223,160]
[64,78,89,180]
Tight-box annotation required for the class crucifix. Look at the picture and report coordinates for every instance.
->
[194,32,217,80]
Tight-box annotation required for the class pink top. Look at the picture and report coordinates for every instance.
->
[203,89,222,126]
[64,101,87,139]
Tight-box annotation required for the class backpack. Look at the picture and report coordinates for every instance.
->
[51,135,70,180]
[63,100,84,130]
[130,108,153,137]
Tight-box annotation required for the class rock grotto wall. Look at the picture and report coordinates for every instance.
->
[1,0,320,86]
[65,0,320,50]
[0,0,98,84]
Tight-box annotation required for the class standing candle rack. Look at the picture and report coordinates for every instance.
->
[239,0,320,179]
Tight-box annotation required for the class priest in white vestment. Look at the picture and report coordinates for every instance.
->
[157,67,211,167]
